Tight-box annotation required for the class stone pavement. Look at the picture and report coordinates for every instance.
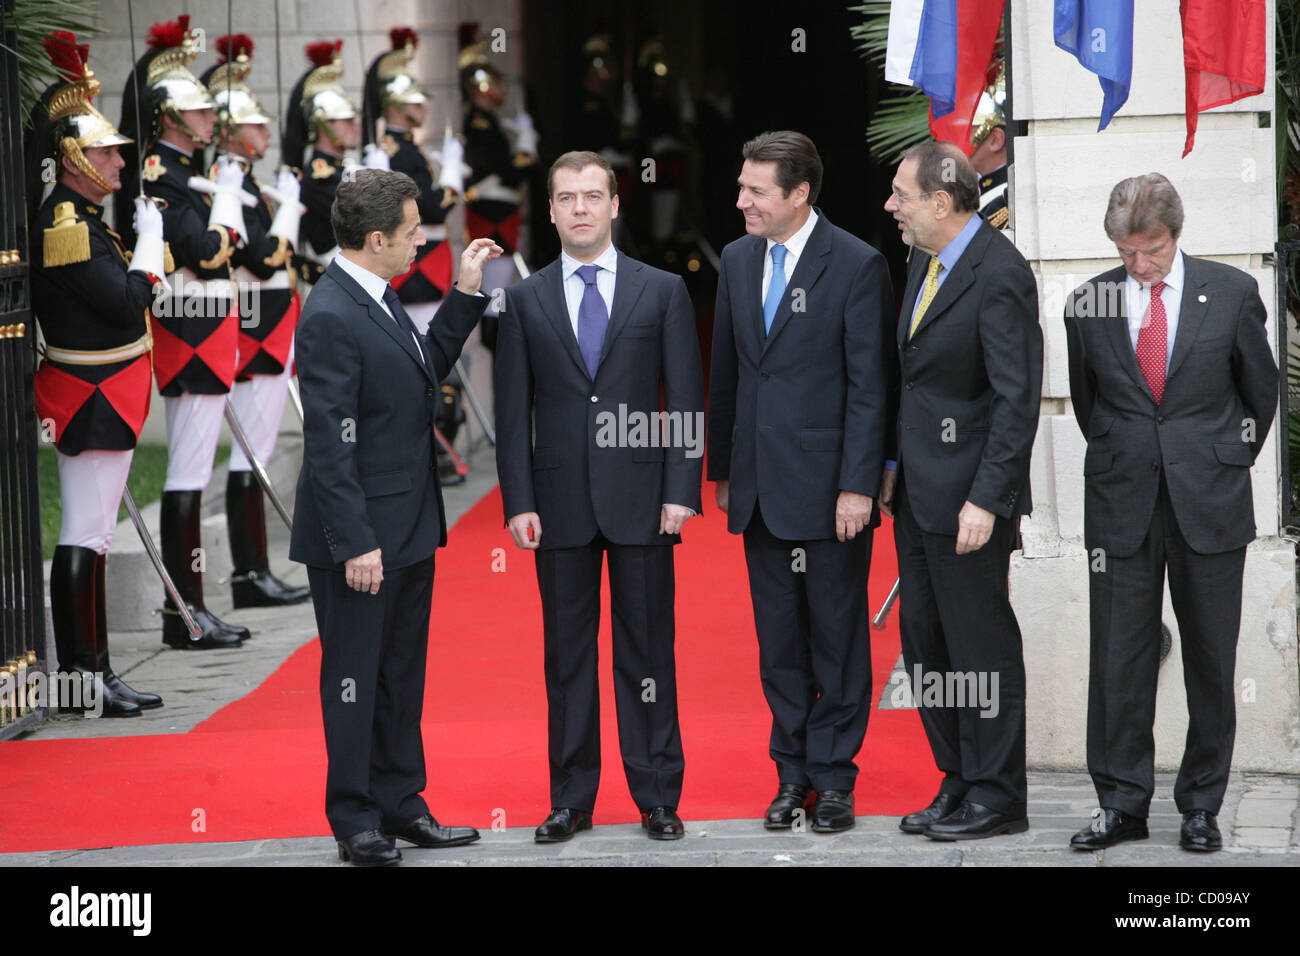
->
[5,444,1299,867]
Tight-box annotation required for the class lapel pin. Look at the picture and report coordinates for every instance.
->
[1198,294,1207,303]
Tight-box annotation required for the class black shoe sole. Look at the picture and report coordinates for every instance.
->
[811,819,855,833]
[1070,830,1148,850]
[899,818,934,834]
[1179,841,1221,852]
[337,846,401,866]
[534,820,592,844]
[386,833,481,849]
[925,817,1029,841]
[643,826,685,840]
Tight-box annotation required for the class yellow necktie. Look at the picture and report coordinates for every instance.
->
[908,257,943,339]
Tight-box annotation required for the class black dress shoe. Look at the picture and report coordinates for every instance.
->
[534,808,592,843]
[1070,809,1149,849]
[641,806,685,840]
[337,828,401,866]
[162,606,245,650]
[103,671,163,709]
[899,791,963,834]
[385,813,479,848]
[923,801,1029,841]
[811,789,855,833]
[232,569,312,608]
[1180,810,1222,852]
[764,784,814,829]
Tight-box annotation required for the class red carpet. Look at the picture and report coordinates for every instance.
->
[0,488,937,853]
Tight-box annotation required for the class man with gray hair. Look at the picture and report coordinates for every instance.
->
[291,168,501,865]
[1064,172,1277,852]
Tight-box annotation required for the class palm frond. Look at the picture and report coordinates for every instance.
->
[1,0,102,128]
[848,1,895,66]
[847,1,933,164]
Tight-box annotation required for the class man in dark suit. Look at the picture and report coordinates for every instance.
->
[878,142,1042,841]
[495,151,704,843]
[291,169,500,866]
[707,131,894,833]
[1064,173,1277,853]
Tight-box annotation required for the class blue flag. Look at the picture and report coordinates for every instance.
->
[1054,0,1134,130]
[908,0,959,119]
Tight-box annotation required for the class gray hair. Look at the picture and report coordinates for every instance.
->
[900,141,980,214]
[331,169,420,249]
[1103,173,1184,241]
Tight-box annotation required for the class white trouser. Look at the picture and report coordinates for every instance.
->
[163,392,226,491]
[404,300,441,336]
[480,256,518,317]
[56,448,134,553]
[228,340,295,473]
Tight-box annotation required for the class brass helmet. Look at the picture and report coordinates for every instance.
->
[969,60,1007,151]
[458,22,501,98]
[375,27,426,110]
[303,40,358,126]
[37,31,131,195]
[204,34,273,132]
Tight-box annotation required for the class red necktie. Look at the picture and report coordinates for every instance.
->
[1135,280,1167,403]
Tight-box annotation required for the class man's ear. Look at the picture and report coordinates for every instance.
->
[610,194,619,219]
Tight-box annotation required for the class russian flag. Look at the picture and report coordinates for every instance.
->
[886,0,1006,154]
[1053,0,1134,131]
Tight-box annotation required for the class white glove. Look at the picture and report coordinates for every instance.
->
[127,197,171,294]
[513,110,538,158]
[438,132,465,194]
[207,156,248,246]
[363,143,390,170]
[267,177,304,249]
[275,167,301,205]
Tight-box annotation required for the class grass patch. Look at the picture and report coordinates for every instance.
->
[37,444,230,559]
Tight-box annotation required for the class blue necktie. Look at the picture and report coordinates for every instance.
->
[763,244,787,333]
[576,264,608,379]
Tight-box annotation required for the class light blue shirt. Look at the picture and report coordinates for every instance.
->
[1125,248,1184,365]
[907,213,983,332]
[561,242,619,336]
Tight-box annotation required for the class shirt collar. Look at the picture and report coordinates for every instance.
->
[934,214,983,273]
[1126,247,1184,297]
[334,252,392,308]
[766,208,819,260]
[561,242,619,281]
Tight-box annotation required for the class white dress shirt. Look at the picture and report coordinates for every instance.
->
[561,242,619,336]
[335,252,424,361]
[760,209,819,301]
[1125,249,1184,365]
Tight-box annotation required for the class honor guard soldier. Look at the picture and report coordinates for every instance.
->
[970,62,1010,237]
[633,38,694,270]
[118,15,251,650]
[363,26,469,483]
[283,40,362,286]
[25,32,166,713]
[458,22,537,349]
[202,35,311,608]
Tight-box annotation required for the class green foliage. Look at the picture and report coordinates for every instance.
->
[2,0,102,128]
[848,1,933,164]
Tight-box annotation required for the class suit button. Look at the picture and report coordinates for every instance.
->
[590,395,598,403]
[425,385,434,397]
[906,381,915,390]
[1157,416,1165,424]
[1151,461,1160,471]
[761,372,771,380]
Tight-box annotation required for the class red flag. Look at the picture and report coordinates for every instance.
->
[1180,0,1266,156]
[928,0,1005,155]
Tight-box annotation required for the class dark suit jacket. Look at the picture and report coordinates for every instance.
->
[894,219,1043,536]
[495,250,704,550]
[707,210,895,540]
[1064,255,1277,557]
[289,259,488,569]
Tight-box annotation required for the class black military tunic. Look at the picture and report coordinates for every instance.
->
[382,127,454,304]
[31,184,156,455]
[978,164,1009,231]
[142,142,240,395]
[230,169,297,378]
[298,148,342,282]
[463,103,530,253]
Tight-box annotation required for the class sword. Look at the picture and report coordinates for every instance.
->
[871,577,900,631]
[287,376,304,422]
[122,488,200,637]
[224,398,293,531]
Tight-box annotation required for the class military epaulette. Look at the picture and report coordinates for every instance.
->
[43,202,91,267]
[163,241,176,275]
[471,115,492,130]
[141,154,166,182]
[381,134,400,158]
[311,157,336,180]
[986,207,1009,230]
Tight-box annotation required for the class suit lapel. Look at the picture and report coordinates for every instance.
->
[897,247,926,348]
[1167,254,1209,382]
[762,212,830,354]
[906,222,990,341]
[598,251,649,369]
[326,261,431,381]
[747,237,767,349]
[1097,265,1156,402]
[532,259,590,379]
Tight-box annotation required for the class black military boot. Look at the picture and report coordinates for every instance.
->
[50,545,140,717]
[93,552,162,709]
[226,471,310,608]
[159,490,247,649]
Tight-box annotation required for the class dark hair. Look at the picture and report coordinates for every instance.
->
[741,130,822,203]
[547,150,617,199]
[331,168,420,249]
[900,141,980,214]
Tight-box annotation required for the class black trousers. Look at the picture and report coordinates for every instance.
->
[894,472,1027,815]
[741,506,873,792]
[309,554,436,839]
[1087,473,1245,818]
[534,535,684,811]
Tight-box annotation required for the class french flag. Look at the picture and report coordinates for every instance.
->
[886,0,1007,154]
